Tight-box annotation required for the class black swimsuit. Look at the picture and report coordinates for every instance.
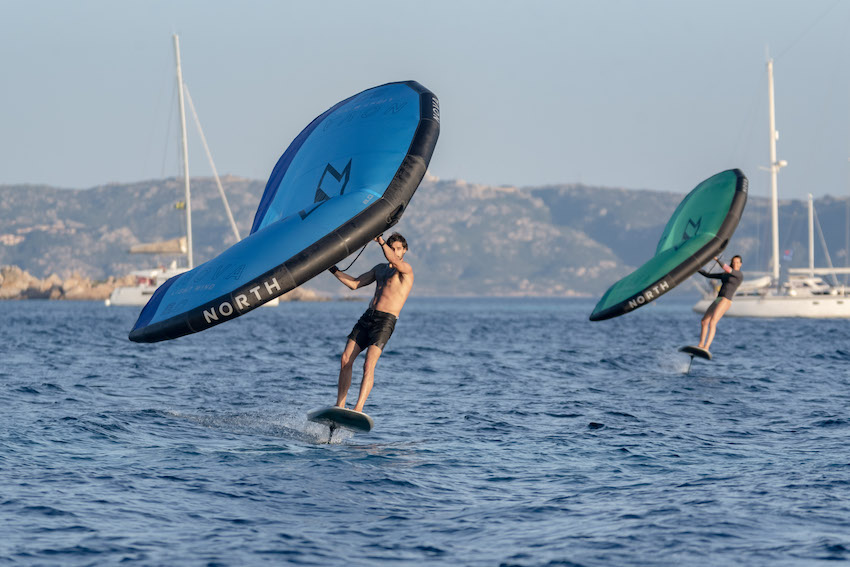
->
[348,309,397,351]
[699,269,743,300]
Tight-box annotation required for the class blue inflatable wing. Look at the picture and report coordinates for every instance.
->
[129,81,440,342]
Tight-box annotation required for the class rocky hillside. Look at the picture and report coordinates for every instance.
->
[0,265,326,302]
[1,175,848,297]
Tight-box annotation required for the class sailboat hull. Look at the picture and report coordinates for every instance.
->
[693,294,850,317]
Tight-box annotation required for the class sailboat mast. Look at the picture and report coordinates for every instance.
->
[808,194,815,277]
[173,34,193,269]
[767,58,785,283]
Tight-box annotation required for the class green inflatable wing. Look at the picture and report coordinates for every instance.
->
[589,169,748,321]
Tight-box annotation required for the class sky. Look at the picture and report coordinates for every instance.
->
[2,0,850,202]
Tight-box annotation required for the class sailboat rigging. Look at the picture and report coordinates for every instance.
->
[692,58,850,317]
[106,35,247,307]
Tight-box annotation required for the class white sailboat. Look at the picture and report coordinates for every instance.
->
[105,261,188,307]
[692,58,850,317]
[107,35,253,307]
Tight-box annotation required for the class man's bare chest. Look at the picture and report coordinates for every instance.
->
[376,266,410,295]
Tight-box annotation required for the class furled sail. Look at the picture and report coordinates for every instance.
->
[129,81,440,342]
[129,237,187,254]
[589,169,748,321]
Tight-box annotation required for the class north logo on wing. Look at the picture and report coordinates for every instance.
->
[681,217,701,242]
[300,159,352,220]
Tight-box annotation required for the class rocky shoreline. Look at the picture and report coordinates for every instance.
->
[0,265,326,302]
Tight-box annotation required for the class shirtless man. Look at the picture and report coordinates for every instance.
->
[327,232,413,412]
[697,255,743,352]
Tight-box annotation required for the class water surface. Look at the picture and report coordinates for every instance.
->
[1,298,849,565]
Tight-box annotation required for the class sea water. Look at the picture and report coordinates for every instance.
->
[1,298,849,566]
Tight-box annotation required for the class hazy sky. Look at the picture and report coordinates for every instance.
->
[2,0,850,201]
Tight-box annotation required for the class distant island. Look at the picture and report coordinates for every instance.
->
[1,175,848,298]
[0,265,326,302]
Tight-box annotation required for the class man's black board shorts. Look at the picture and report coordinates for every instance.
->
[348,308,397,351]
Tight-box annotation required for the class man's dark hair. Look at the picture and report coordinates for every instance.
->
[386,232,408,251]
[732,255,742,263]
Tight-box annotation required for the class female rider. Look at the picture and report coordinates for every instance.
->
[697,255,743,352]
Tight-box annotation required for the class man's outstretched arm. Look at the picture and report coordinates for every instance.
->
[329,265,377,290]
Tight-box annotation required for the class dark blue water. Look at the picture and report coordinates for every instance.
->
[2,298,849,565]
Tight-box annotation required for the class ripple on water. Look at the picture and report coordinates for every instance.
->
[2,299,850,565]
